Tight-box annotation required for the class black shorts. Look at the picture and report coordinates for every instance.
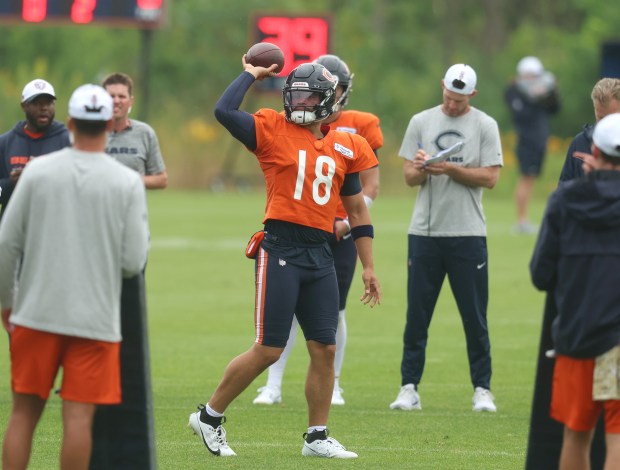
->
[253,246,339,347]
[516,139,547,176]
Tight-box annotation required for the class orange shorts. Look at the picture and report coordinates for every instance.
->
[10,325,121,404]
[551,355,620,433]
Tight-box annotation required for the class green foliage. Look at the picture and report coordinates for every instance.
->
[1,0,619,188]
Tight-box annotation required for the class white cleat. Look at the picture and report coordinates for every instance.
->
[302,432,358,458]
[252,386,282,405]
[472,387,497,412]
[389,383,421,410]
[331,387,345,406]
[188,406,236,457]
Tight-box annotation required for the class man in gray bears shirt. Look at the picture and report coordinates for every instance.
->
[390,63,503,414]
[102,72,167,189]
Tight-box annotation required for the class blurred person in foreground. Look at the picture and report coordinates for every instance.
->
[390,63,503,413]
[0,84,149,470]
[505,56,560,234]
[559,78,620,183]
[187,56,381,458]
[253,53,382,407]
[525,77,620,470]
[530,112,620,470]
[0,79,70,220]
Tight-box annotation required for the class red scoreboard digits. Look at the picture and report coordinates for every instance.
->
[252,15,331,77]
[0,0,165,26]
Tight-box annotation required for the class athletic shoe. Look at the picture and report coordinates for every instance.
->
[472,387,497,412]
[301,431,358,458]
[252,386,282,405]
[389,383,421,410]
[331,387,345,406]
[512,221,537,235]
[188,406,236,457]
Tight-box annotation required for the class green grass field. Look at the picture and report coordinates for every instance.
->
[0,173,556,469]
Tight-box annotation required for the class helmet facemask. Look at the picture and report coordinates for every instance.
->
[284,88,337,125]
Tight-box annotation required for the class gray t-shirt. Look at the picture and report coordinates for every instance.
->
[106,119,166,176]
[399,105,503,237]
[0,148,149,341]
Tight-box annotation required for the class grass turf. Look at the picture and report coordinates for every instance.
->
[0,185,551,469]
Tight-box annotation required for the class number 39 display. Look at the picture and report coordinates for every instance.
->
[251,15,331,77]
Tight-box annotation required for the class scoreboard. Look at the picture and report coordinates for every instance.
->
[251,15,331,77]
[0,0,165,26]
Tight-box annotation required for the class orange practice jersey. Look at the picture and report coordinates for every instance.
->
[253,108,379,233]
[330,110,383,219]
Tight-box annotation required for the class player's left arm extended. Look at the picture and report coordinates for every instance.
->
[143,171,168,190]
[341,191,381,307]
[428,163,500,189]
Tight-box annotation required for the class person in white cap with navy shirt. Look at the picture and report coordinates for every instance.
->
[0,79,71,220]
[391,63,503,413]
[0,84,149,470]
[530,112,620,470]
[505,56,561,234]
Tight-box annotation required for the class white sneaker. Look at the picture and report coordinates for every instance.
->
[389,384,421,410]
[188,406,237,456]
[331,387,345,406]
[302,432,358,458]
[512,221,537,235]
[472,387,497,412]
[252,386,281,405]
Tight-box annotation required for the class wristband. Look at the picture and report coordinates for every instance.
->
[350,224,374,240]
[363,195,374,209]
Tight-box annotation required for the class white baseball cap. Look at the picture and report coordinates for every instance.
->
[21,79,56,103]
[68,84,113,121]
[517,56,544,76]
[443,64,477,95]
[593,113,620,158]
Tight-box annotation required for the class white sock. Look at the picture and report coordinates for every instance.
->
[333,309,347,389]
[266,316,298,390]
[205,403,224,418]
[308,425,327,434]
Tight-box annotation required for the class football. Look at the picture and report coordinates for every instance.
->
[245,42,285,74]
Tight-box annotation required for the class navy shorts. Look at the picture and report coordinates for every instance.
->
[516,139,547,176]
[254,246,339,347]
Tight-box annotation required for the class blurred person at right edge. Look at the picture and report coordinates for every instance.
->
[524,77,620,470]
[253,54,382,407]
[505,56,560,234]
[558,78,620,183]
[529,113,620,470]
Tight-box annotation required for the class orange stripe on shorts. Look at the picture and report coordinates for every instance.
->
[254,248,268,344]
